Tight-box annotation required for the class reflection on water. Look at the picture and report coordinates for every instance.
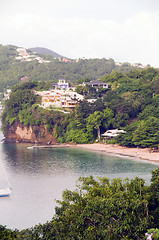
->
[2,144,158,178]
[0,142,158,230]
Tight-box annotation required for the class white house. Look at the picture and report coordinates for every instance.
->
[51,79,69,90]
[101,129,126,138]
[35,89,84,109]
[82,80,109,88]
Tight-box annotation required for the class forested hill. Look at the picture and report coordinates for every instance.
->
[2,66,159,148]
[0,44,149,92]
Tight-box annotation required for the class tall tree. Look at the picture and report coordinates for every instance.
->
[86,108,113,140]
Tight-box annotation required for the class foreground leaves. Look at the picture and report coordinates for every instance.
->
[1,168,159,239]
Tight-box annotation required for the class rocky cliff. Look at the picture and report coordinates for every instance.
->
[4,122,57,144]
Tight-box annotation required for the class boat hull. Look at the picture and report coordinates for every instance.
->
[0,188,11,197]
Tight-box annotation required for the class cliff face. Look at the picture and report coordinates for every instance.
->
[4,122,57,144]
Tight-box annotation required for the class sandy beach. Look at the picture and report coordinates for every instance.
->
[32,143,159,164]
[75,143,159,163]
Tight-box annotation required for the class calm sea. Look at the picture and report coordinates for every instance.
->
[0,130,158,230]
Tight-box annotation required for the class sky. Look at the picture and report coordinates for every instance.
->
[1,0,159,67]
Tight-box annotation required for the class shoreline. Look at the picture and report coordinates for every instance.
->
[28,143,159,164]
[74,144,159,163]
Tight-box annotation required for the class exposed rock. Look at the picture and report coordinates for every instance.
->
[4,122,57,144]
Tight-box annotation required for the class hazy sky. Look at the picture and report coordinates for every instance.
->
[1,0,159,67]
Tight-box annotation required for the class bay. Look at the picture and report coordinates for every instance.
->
[0,134,158,230]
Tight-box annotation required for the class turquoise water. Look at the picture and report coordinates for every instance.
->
[0,141,158,230]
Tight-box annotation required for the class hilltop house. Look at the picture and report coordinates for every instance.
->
[82,80,109,88]
[51,79,69,90]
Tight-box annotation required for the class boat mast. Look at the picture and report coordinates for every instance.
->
[1,160,11,188]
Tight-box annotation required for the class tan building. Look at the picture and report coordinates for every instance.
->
[35,89,84,109]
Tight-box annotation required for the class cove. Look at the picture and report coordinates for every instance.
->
[0,142,158,230]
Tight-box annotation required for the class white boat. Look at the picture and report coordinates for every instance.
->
[0,188,11,197]
[27,146,34,149]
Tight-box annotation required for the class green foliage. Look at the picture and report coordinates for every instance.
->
[86,108,114,140]
[2,64,159,147]
[112,113,129,128]
[0,44,149,92]
[147,228,159,240]
[0,169,158,239]
[56,175,148,240]
[101,70,125,83]
[66,128,90,143]
[1,85,39,131]
[1,82,64,135]
[117,117,159,147]
[0,45,129,91]
[148,168,159,228]
[63,105,114,144]
[138,105,159,120]
[0,225,17,239]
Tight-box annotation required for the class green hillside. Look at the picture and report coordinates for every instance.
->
[0,44,143,92]
[2,66,159,148]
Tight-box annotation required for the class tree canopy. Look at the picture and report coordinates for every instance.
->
[0,44,146,92]
[0,168,159,239]
[2,65,159,147]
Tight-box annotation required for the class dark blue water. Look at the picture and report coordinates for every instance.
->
[0,141,158,230]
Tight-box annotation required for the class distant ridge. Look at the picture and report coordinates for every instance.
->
[28,47,65,58]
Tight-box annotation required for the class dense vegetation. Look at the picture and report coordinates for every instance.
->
[0,44,140,92]
[0,168,159,239]
[72,67,159,148]
[1,44,159,148]
[1,46,159,239]
[1,81,64,134]
[2,66,159,148]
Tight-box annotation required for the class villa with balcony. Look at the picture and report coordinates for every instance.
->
[35,89,84,110]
